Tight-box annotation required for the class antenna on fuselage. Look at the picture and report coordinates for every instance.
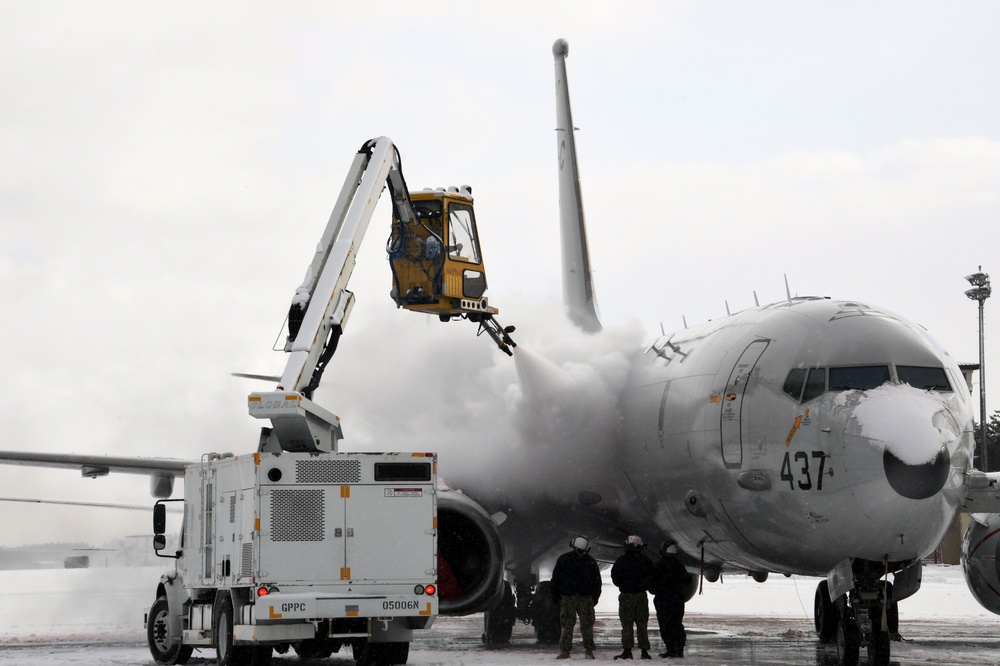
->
[725,300,731,316]
[754,291,760,307]
[682,315,688,329]
[784,274,792,302]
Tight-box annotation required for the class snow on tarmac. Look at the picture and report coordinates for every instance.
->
[0,564,998,665]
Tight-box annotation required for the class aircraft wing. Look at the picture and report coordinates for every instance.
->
[0,450,191,477]
[0,496,182,512]
[0,450,193,498]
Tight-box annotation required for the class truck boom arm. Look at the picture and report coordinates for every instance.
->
[281,137,414,397]
[252,137,513,453]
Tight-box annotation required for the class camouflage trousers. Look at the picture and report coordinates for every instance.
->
[617,591,651,651]
[559,595,596,653]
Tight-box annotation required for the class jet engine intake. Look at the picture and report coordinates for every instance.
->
[437,489,505,616]
[962,512,1000,614]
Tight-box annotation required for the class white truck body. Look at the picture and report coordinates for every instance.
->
[156,451,437,654]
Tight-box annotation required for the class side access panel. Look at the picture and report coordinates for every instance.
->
[346,484,436,581]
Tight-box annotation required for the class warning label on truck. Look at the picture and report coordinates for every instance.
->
[384,488,423,498]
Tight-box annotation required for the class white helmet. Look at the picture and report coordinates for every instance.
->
[625,535,643,549]
[571,536,590,552]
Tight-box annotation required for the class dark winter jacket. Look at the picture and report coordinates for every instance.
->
[649,554,691,604]
[611,548,653,594]
[551,549,603,604]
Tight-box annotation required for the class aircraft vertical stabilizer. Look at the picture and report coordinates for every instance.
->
[553,39,601,333]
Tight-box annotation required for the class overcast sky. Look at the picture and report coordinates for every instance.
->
[2,2,998,546]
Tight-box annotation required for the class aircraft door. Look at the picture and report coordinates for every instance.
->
[720,340,769,468]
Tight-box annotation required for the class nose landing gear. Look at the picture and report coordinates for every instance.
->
[814,562,899,666]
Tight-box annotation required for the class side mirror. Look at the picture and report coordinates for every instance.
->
[153,534,166,552]
[153,502,167,535]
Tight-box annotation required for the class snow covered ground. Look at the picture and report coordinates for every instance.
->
[0,564,997,665]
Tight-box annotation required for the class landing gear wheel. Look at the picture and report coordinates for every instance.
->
[867,628,891,666]
[532,581,561,644]
[147,596,193,665]
[813,581,837,643]
[483,581,516,647]
[835,618,860,666]
[883,581,899,635]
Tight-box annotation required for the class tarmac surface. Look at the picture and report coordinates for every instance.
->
[2,565,999,665]
[3,611,1000,665]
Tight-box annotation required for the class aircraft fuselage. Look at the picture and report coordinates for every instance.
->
[617,297,973,576]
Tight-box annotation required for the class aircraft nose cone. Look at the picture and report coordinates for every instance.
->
[883,444,950,500]
[848,383,961,501]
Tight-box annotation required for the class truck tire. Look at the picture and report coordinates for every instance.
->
[214,595,273,666]
[352,639,409,665]
[147,596,194,665]
[293,638,336,658]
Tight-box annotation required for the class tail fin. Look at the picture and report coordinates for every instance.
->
[553,39,602,333]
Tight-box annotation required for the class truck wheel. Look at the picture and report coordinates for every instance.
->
[148,596,194,665]
[352,640,409,666]
[293,638,335,658]
[214,595,254,666]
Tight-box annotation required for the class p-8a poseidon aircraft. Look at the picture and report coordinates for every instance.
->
[3,38,1000,666]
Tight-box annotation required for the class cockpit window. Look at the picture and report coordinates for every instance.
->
[801,368,827,402]
[829,365,890,391]
[897,366,952,391]
[782,368,807,401]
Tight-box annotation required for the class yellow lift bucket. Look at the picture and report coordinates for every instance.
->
[388,187,497,319]
[387,186,515,355]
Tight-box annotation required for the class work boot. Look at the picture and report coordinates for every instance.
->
[614,648,633,660]
[557,650,571,659]
[585,648,596,659]
[641,649,652,659]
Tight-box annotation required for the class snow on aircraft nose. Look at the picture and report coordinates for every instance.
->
[843,383,963,500]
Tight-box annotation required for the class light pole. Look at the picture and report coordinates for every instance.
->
[966,268,991,470]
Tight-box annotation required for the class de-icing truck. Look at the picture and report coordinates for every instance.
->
[145,137,514,666]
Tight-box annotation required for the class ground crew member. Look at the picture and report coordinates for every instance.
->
[551,535,602,660]
[650,543,691,658]
[611,535,653,660]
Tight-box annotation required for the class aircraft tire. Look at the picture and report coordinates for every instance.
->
[835,618,860,666]
[531,581,561,644]
[483,581,516,646]
[883,582,899,634]
[866,628,891,666]
[147,596,194,665]
[813,580,837,643]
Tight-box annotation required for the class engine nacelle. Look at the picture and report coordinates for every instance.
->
[437,489,505,616]
[962,513,1000,614]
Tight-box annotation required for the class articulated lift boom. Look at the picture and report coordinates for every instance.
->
[249,137,515,454]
